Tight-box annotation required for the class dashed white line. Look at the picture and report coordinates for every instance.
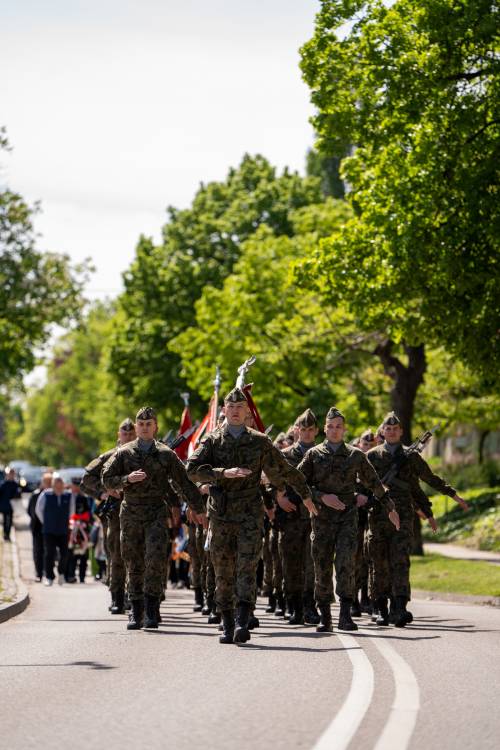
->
[370,636,420,750]
[311,634,375,750]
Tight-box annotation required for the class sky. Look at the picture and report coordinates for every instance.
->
[0,0,319,301]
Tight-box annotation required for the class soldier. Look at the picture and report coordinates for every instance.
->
[297,407,400,632]
[276,408,320,625]
[102,407,206,631]
[351,429,376,617]
[186,387,313,645]
[366,412,468,627]
[81,418,136,614]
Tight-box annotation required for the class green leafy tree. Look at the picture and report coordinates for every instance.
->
[298,0,500,435]
[109,155,323,419]
[0,129,90,384]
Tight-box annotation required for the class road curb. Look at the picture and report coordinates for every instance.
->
[413,588,500,608]
[0,526,30,624]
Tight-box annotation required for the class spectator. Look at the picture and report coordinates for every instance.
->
[27,472,53,581]
[0,468,21,541]
[36,475,74,587]
[66,480,92,583]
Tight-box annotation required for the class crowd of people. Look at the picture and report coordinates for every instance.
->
[2,388,468,645]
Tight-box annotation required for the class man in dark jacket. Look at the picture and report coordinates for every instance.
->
[27,472,53,581]
[0,468,21,541]
[36,476,74,586]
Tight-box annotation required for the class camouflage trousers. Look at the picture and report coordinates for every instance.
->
[210,514,263,611]
[262,525,284,597]
[205,545,216,599]
[354,511,369,592]
[188,523,206,589]
[311,506,358,604]
[367,505,413,600]
[107,507,126,594]
[279,515,314,598]
[120,502,168,600]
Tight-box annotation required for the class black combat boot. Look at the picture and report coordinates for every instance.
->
[248,610,260,630]
[127,599,144,630]
[375,597,389,626]
[360,585,372,614]
[193,586,204,612]
[350,593,362,618]
[124,594,132,611]
[111,589,125,615]
[208,600,222,624]
[265,593,276,613]
[393,596,411,627]
[202,595,213,617]
[303,593,321,625]
[233,602,251,644]
[316,604,333,633]
[219,611,235,644]
[338,598,358,631]
[288,595,304,625]
[143,594,159,629]
[274,594,286,617]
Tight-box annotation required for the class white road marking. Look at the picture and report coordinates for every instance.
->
[370,636,420,750]
[311,634,375,750]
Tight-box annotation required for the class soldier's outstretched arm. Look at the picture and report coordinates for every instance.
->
[186,437,220,484]
[413,454,469,510]
[262,441,312,505]
[102,451,127,491]
[167,450,205,515]
[81,454,107,497]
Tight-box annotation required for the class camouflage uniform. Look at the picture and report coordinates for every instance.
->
[82,447,126,596]
[102,439,203,601]
[298,441,394,605]
[367,442,455,601]
[278,442,316,604]
[186,425,311,612]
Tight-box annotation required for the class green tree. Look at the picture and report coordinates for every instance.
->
[0,129,89,385]
[109,155,323,419]
[299,0,500,413]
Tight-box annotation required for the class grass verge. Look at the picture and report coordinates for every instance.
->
[411,554,500,597]
[423,487,500,551]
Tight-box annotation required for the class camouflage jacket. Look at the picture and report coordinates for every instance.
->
[279,441,316,520]
[367,442,456,512]
[186,425,311,522]
[81,447,116,498]
[102,439,203,512]
[298,440,394,515]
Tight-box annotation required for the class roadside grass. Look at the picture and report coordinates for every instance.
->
[411,554,500,597]
[422,487,500,551]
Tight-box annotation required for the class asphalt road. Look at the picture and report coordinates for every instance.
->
[2,503,499,750]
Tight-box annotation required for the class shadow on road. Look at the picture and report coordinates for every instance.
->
[0,660,115,670]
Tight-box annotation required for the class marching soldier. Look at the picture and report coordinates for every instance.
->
[297,407,400,632]
[186,387,312,645]
[102,407,206,631]
[81,417,136,614]
[366,411,468,627]
[351,429,376,617]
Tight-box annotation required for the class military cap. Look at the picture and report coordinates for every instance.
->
[119,417,135,432]
[326,406,345,421]
[360,430,375,443]
[382,411,401,426]
[136,406,157,421]
[224,387,248,404]
[295,408,318,428]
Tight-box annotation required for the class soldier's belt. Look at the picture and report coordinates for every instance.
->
[222,486,262,502]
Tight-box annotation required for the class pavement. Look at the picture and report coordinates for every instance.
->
[424,542,500,565]
[2,500,500,750]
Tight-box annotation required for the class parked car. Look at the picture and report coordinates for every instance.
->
[8,460,33,479]
[56,467,86,487]
[18,466,45,493]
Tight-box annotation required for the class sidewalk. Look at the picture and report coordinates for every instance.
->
[423,542,500,565]
[0,501,30,623]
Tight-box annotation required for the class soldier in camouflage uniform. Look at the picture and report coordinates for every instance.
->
[297,407,400,632]
[102,407,206,631]
[188,515,206,612]
[351,429,377,617]
[276,408,320,625]
[186,387,312,645]
[366,411,468,627]
[81,418,136,614]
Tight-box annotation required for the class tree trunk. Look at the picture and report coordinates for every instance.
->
[478,429,490,464]
[374,339,427,554]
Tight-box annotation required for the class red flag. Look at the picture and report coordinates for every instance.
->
[187,413,210,458]
[242,383,266,433]
[175,406,192,460]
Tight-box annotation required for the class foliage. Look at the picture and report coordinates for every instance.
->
[410,553,500,596]
[422,487,500,550]
[299,0,500,383]
[14,303,135,467]
[0,129,90,384]
[108,155,323,418]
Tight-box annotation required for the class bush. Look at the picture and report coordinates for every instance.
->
[426,460,500,492]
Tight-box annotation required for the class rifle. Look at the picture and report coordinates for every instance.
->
[381,425,440,487]
[169,424,197,451]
